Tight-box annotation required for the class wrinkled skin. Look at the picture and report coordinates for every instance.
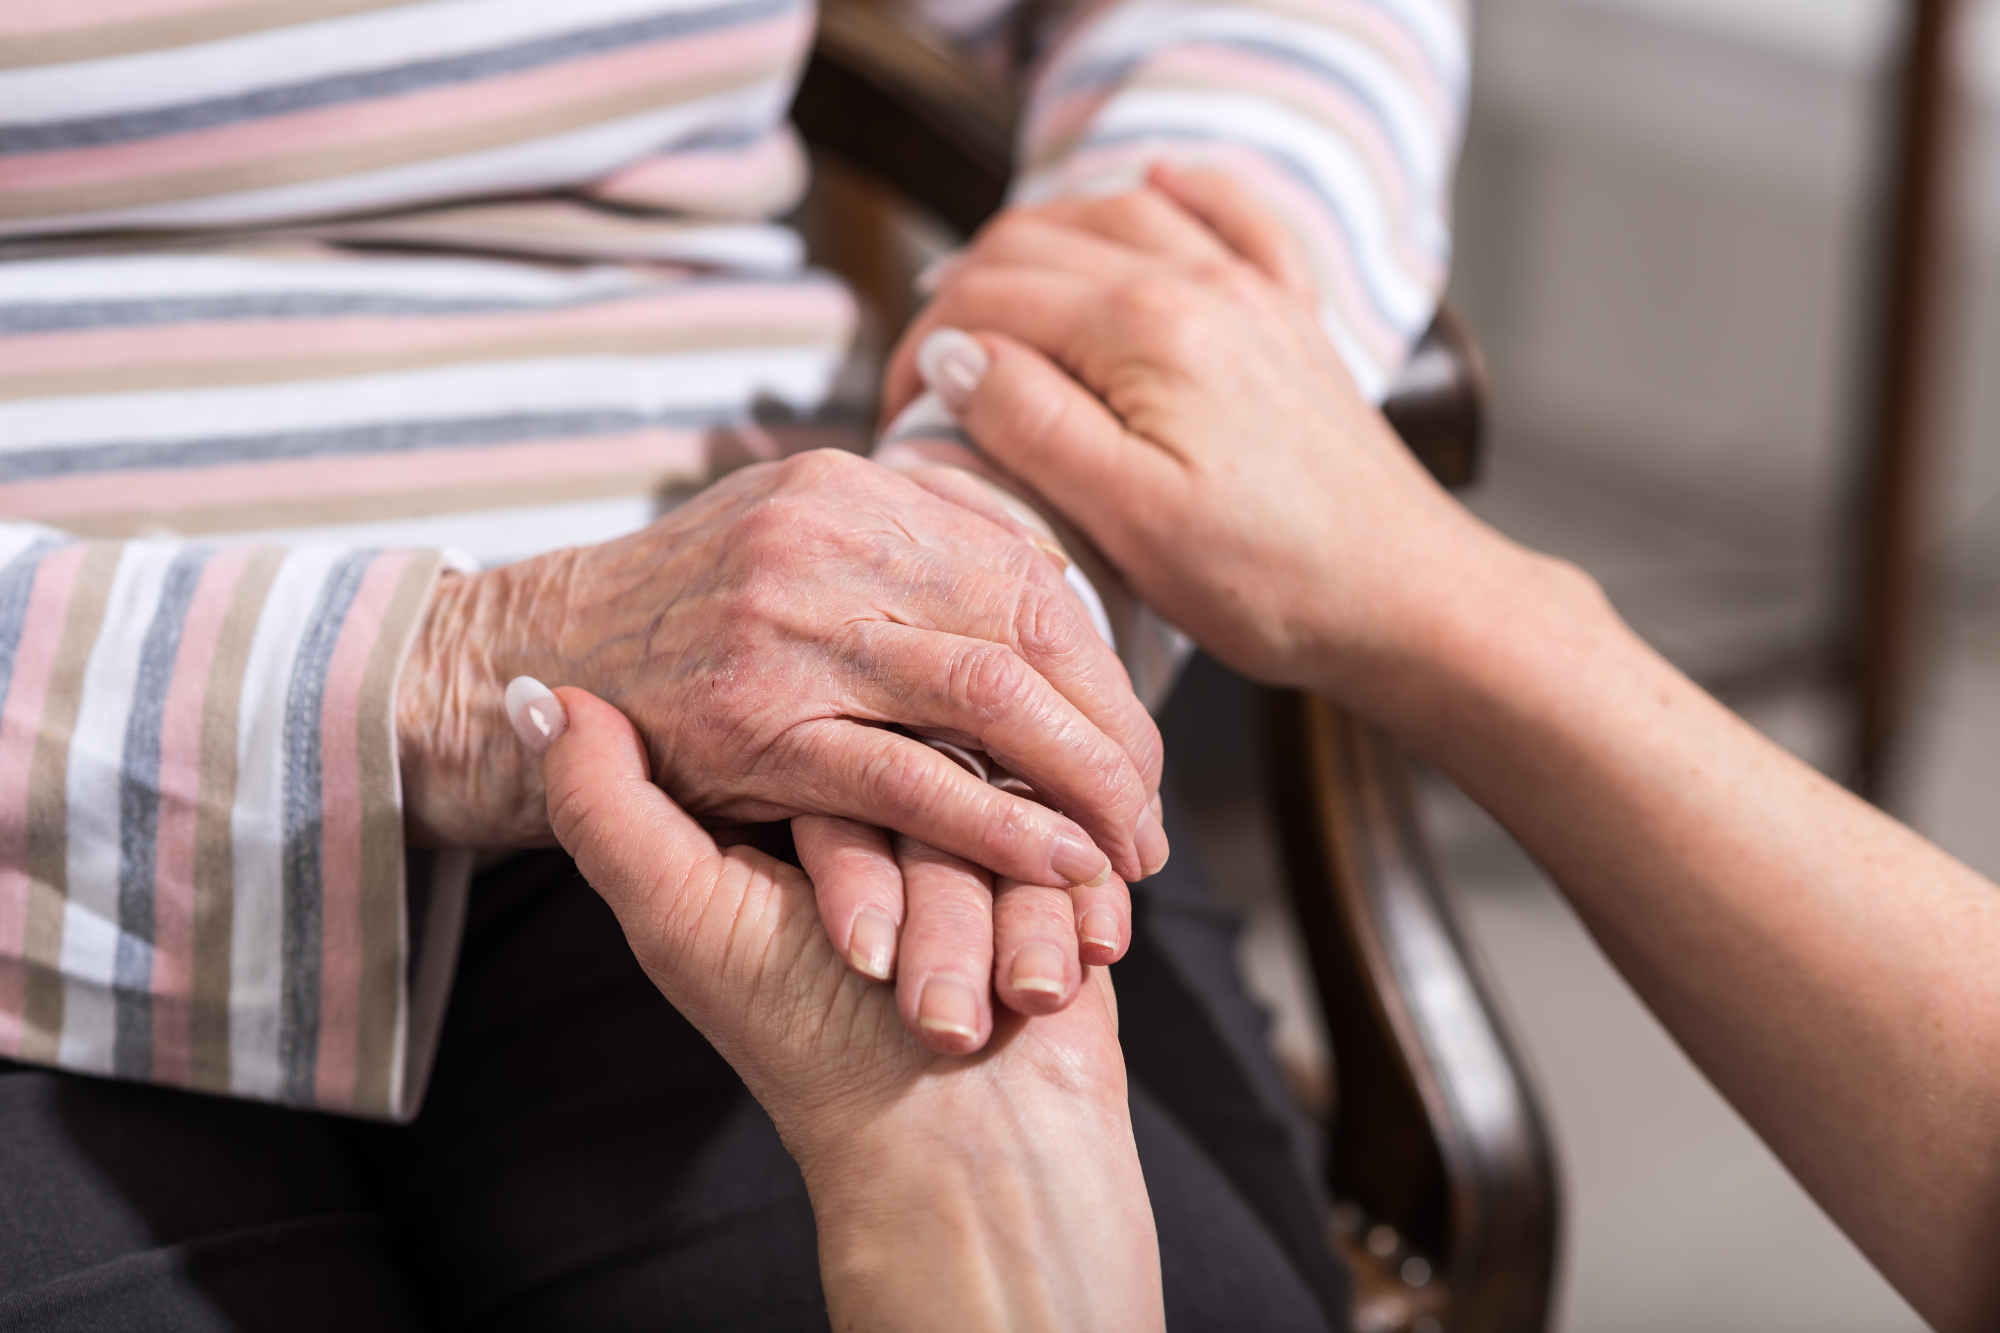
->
[542,686,1163,1332]
[399,448,1163,903]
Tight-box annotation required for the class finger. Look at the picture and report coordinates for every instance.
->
[795,484,1163,813]
[784,718,1118,888]
[962,211,1159,287]
[886,545,1165,795]
[1146,162,1317,300]
[794,815,903,981]
[542,687,715,928]
[892,836,996,1054]
[1023,187,1240,270]
[840,620,1156,876]
[885,265,1101,416]
[945,330,1185,585]
[991,876,1082,1016]
[981,757,1134,969]
[1070,868,1133,968]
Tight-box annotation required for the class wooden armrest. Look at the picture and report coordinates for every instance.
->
[1265,692,1559,1333]
[792,0,1016,236]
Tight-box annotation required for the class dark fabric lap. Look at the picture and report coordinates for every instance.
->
[0,800,1346,1332]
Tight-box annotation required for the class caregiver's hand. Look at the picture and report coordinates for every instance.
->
[396,448,1165,899]
[886,167,1498,723]
[535,684,1164,1333]
[911,169,2000,1333]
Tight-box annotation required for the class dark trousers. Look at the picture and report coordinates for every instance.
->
[0,804,1349,1331]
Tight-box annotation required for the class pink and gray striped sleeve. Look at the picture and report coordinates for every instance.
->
[0,523,460,1120]
[921,0,1469,403]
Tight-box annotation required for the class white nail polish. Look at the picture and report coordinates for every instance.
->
[504,675,568,754]
[916,327,990,413]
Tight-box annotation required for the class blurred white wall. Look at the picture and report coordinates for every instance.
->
[1451,0,2000,627]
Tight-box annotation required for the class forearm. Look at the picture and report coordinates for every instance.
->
[1349,537,2000,1331]
[799,1081,1163,1332]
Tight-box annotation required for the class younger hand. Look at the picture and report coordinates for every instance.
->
[890,166,1491,709]
[536,686,1164,1332]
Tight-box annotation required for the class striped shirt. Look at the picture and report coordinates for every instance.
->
[0,0,1468,1118]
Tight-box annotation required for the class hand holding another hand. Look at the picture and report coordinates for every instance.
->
[887,166,1528,728]
[397,448,1168,1042]
[534,686,1164,1333]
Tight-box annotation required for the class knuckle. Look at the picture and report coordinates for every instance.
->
[947,640,1031,715]
[1114,273,1198,334]
[1013,585,1087,663]
[1108,189,1163,229]
[862,738,945,816]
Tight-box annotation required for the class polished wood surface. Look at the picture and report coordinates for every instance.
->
[1847,0,1966,800]
[1265,696,1559,1333]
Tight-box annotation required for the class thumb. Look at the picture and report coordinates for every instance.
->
[538,684,718,924]
[918,327,1178,568]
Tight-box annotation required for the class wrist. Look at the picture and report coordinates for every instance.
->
[794,1070,1161,1332]
[1305,515,1619,753]
[397,563,565,849]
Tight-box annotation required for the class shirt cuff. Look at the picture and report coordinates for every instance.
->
[0,533,457,1120]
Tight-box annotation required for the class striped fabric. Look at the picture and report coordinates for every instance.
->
[0,526,443,1117]
[0,0,817,236]
[1012,0,1469,400]
[0,0,1466,1118]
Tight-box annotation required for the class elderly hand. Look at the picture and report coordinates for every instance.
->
[883,167,1490,716]
[397,448,1165,898]
[536,684,1164,1333]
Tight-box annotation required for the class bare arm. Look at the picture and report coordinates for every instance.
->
[914,165,2000,1332]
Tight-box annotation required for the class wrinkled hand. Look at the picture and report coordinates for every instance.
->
[883,166,1479,702]
[541,687,1162,1332]
[398,449,1165,907]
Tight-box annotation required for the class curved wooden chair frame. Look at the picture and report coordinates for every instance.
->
[792,7,1560,1328]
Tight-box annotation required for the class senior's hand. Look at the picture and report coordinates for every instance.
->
[396,449,1165,900]
[885,167,1487,708]
[538,685,1164,1332]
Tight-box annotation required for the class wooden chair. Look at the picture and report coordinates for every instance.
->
[791,7,1561,1330]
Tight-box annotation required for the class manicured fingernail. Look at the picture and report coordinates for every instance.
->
[1051,832,1112,889]
[916,327,990,413]
[924,738,989,782]
[916,975,980,1039]
[1009,942,1067,996]
[1136,803,1170,879]
[913,249,963,295]
[504,675,567,754]
[848,908,897,981]
[1080,905,1121,951]
[1029,533,1071,571]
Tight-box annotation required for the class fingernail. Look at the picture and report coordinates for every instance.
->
[990,773,1037,799]
[1051,832,1112,889]
[916,327,990,414]
[1029,533,1071,571]
[916,975,980,1040]
[1080,905,1121,951]
[504,675,568,754]
[1136,802,1170,879]
[1009,942,1067,996]
[913,249,963,295]
[848,908,897,981]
